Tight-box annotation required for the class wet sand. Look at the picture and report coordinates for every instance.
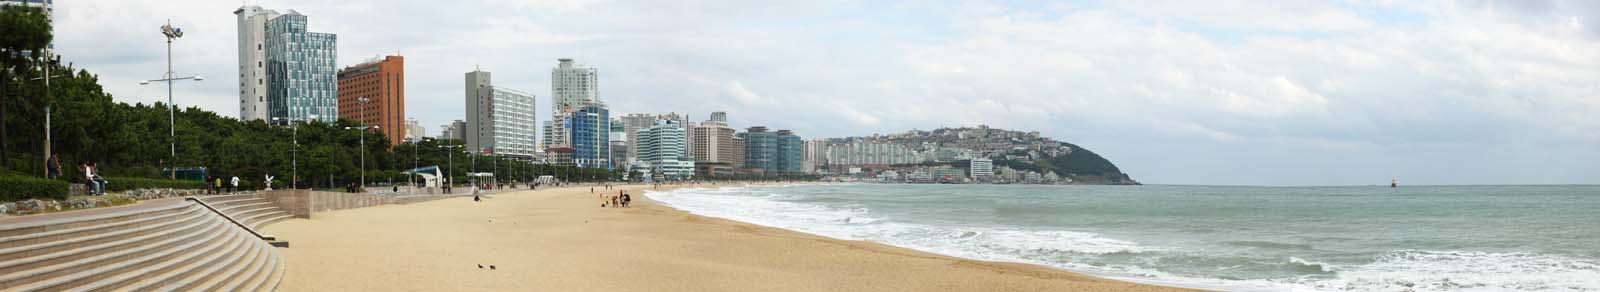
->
[266,184,1206,292]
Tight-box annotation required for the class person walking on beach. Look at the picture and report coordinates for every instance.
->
[621,193,631,208]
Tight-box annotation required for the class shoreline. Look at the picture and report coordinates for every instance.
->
[267,183,1207,291]
[643,183,1226,291]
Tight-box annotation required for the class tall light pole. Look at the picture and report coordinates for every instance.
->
[27,71,62,178]
[27,1,58,178]
[346,124,378,191]
[442,144,462,190]
[141,20,200,179]
[273,115,315,189]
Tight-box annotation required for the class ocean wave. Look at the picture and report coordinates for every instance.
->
[1287,257,1333,273]
[1285,250,1600,292]
[1226,240,1317,251]
[647,186,1149,265]
[648,186,1600,292]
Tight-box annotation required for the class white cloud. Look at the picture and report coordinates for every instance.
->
[44,0,1600,185]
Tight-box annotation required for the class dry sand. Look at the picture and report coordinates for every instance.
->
[266,184,1207,292]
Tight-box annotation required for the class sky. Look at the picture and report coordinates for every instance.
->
[48,0,1600,186]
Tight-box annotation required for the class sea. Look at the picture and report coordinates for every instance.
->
[646,184,1600,292]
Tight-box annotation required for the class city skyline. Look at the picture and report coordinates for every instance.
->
[47,0,1600,185]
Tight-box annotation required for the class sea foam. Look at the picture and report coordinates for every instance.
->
[648,186,1600,292]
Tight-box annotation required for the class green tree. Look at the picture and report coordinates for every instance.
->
[0,4,52,173]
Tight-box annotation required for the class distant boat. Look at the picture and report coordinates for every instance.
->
[1391,178,1398,188]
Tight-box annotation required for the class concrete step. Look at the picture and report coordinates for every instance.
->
[0,203,191,239]
[0,199,286,292]
[211,238,273,292]
[229,206,280,222]
[0,211,212,278]
[193,194,261,205]
[117,230,252,292]
[235,210,287,228]
[258,251,286,292]
[2,219,226,291]
[0,207,205,262]
[198,197,269,211]
[216,201,271,215]
[249,213,294,230]
[75,227,243,292]
[237,249,278,292]
[169,235,263,292]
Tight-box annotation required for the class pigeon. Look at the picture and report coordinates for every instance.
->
[478,264,484,269]
[489,265,497,270]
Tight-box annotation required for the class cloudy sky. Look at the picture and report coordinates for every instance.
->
[51,0,1599,185]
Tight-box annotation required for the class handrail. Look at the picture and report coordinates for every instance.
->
[184,196,276,241]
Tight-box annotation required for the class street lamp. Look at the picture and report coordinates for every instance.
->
[345,124,379,191]
[273,115,316,189]
[26,71,63,178]
[441,144,463,192]
[140,20,200,179]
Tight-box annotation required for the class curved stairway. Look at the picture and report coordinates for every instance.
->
[0,198,286,291]
[194,195,293,231]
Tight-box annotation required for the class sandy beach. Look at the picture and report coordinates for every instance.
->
[265,184,1206,292]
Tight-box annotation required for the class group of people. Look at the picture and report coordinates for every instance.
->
[601,190,631,208]
[207,175,240,194]
[44,154,110,196]
[81,161,108,195]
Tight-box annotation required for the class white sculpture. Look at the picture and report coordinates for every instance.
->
[264,175,275,191]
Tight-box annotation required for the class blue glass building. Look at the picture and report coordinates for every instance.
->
[569,104,611,170]
[264,11,337,123]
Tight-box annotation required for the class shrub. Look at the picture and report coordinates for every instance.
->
[104,177,207,192]
[0,175,69,201]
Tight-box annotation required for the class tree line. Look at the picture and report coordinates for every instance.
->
[1,5,618,190]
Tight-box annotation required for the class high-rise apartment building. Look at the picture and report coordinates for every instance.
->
[619,113,655,164]
[463,69,537,158]
[740,127,774,172]
[775,130,804,174]
[465,70,491,151]
[238,6,338,124]
[740,127,804,175]
[637,121,694,179]
[730,136,746,168]
[691,114,739,164]
[827,142,924,166]
[543,113,572,165]
[234,5,276,121]
[337,55,405,145]
[544,58,601,166]
[570,104,611,169]
[550,58,598,113]
[802,139,827,174]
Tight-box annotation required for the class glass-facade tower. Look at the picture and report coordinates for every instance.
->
[265,11,337,123]
[570,104,611,169]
